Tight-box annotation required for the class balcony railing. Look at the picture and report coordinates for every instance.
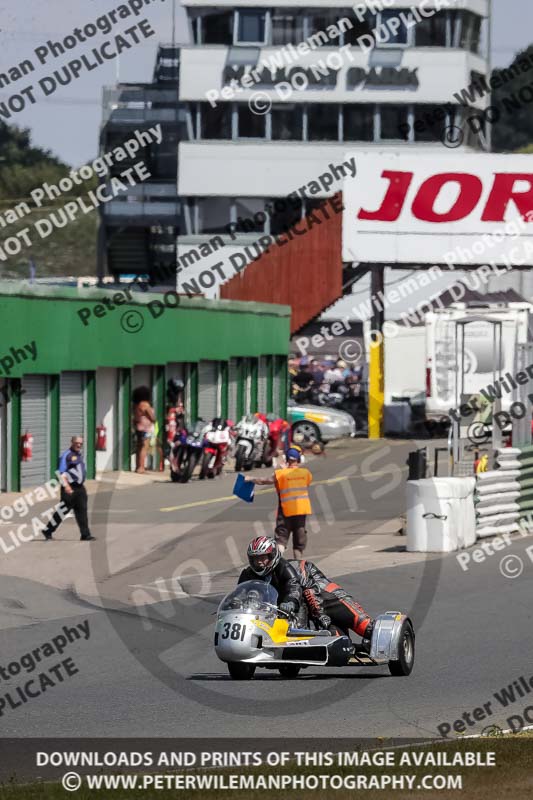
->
[103,200,181,220]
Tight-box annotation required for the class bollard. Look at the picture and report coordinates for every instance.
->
[407,448,427,480]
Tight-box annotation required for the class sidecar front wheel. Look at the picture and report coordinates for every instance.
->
[227,662,256,680]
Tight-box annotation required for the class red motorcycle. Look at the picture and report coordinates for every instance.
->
[199,418,232,479]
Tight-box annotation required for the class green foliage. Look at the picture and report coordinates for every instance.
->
[491,45,533,152]
[0,121,63,168]
[0,206,97,279]
[0,121,69,201]
[0,121,97,202]
[0,121,97,277]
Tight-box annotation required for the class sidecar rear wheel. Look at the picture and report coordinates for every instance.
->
[227,662,256,680]
[388,620,415,676]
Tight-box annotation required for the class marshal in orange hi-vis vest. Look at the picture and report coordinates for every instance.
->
[274,467,312,517]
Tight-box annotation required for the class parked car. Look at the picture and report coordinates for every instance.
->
[287,402,356,443]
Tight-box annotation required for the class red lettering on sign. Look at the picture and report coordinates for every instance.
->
[482,174,533,221]
[357,170,533,224]
[411,173,483,223]
[357,170,413,222]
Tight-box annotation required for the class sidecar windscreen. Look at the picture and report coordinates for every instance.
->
[219,580,278,613]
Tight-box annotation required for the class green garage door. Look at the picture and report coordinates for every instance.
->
[60,372,85,452]
[198,361,219,422]
[21,375,49,488]
[228,358,239,423]
[273,357,287,418]
[0,379,7,492]
[257,356,268,415]
[243,359,251,416]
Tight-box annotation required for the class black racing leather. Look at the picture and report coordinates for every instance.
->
[238,558,301,610]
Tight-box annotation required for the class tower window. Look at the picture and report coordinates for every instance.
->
[236,10,267,44]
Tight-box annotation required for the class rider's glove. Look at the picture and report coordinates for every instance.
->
[318,614,332,630]
[279,601,296,615]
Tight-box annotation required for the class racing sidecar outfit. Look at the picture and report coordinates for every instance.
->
[290,559,373,637]
[238,558,301,612]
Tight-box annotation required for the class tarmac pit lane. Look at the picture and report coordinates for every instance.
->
[0,658,79,716]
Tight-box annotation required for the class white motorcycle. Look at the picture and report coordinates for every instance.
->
[233,415,269,472]
[214,580,415,680]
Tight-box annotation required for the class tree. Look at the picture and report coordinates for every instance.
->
[491,45,533,152]
[0,121,67,201]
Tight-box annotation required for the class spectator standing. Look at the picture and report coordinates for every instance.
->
[133,386,156,473]
[42,436,95,541]
[292,358,315,401]
[324,359,343,387]
[309,359,324,385]
[246,447,312,558]
[288,356,298,380]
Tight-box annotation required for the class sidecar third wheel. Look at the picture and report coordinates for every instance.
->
[388,620,415,677]
[278,664,301,679]
[227,662,256,680]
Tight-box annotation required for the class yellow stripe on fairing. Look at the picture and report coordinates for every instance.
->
[254,618,313,643]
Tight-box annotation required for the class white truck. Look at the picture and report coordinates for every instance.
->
[378,302,532,433]
[425,303,532,420]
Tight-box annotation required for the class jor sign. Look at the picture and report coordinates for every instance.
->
[342,152,533,266]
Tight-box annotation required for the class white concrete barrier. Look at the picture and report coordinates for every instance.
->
[407,478,476,553]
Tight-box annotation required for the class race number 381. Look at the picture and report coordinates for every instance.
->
[221,622,246,641]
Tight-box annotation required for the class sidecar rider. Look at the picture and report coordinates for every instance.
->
[238,536,301,616]
[290,558,374,641]
[241,537,374,640]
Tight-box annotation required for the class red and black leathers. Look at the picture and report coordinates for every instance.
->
[238,558,301,611]
[289,559,373,637]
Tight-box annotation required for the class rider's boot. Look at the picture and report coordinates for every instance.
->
[361,620,375,652]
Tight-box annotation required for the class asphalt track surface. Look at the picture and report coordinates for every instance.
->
[1,439,533,745]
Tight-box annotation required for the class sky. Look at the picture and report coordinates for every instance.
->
[0,0,531,167]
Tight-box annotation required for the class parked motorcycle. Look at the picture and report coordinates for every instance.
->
[233,415,269,472]
[199,418,232,479]
[170,420,205,483]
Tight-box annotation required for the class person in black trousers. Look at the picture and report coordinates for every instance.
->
[43,436,96,542]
